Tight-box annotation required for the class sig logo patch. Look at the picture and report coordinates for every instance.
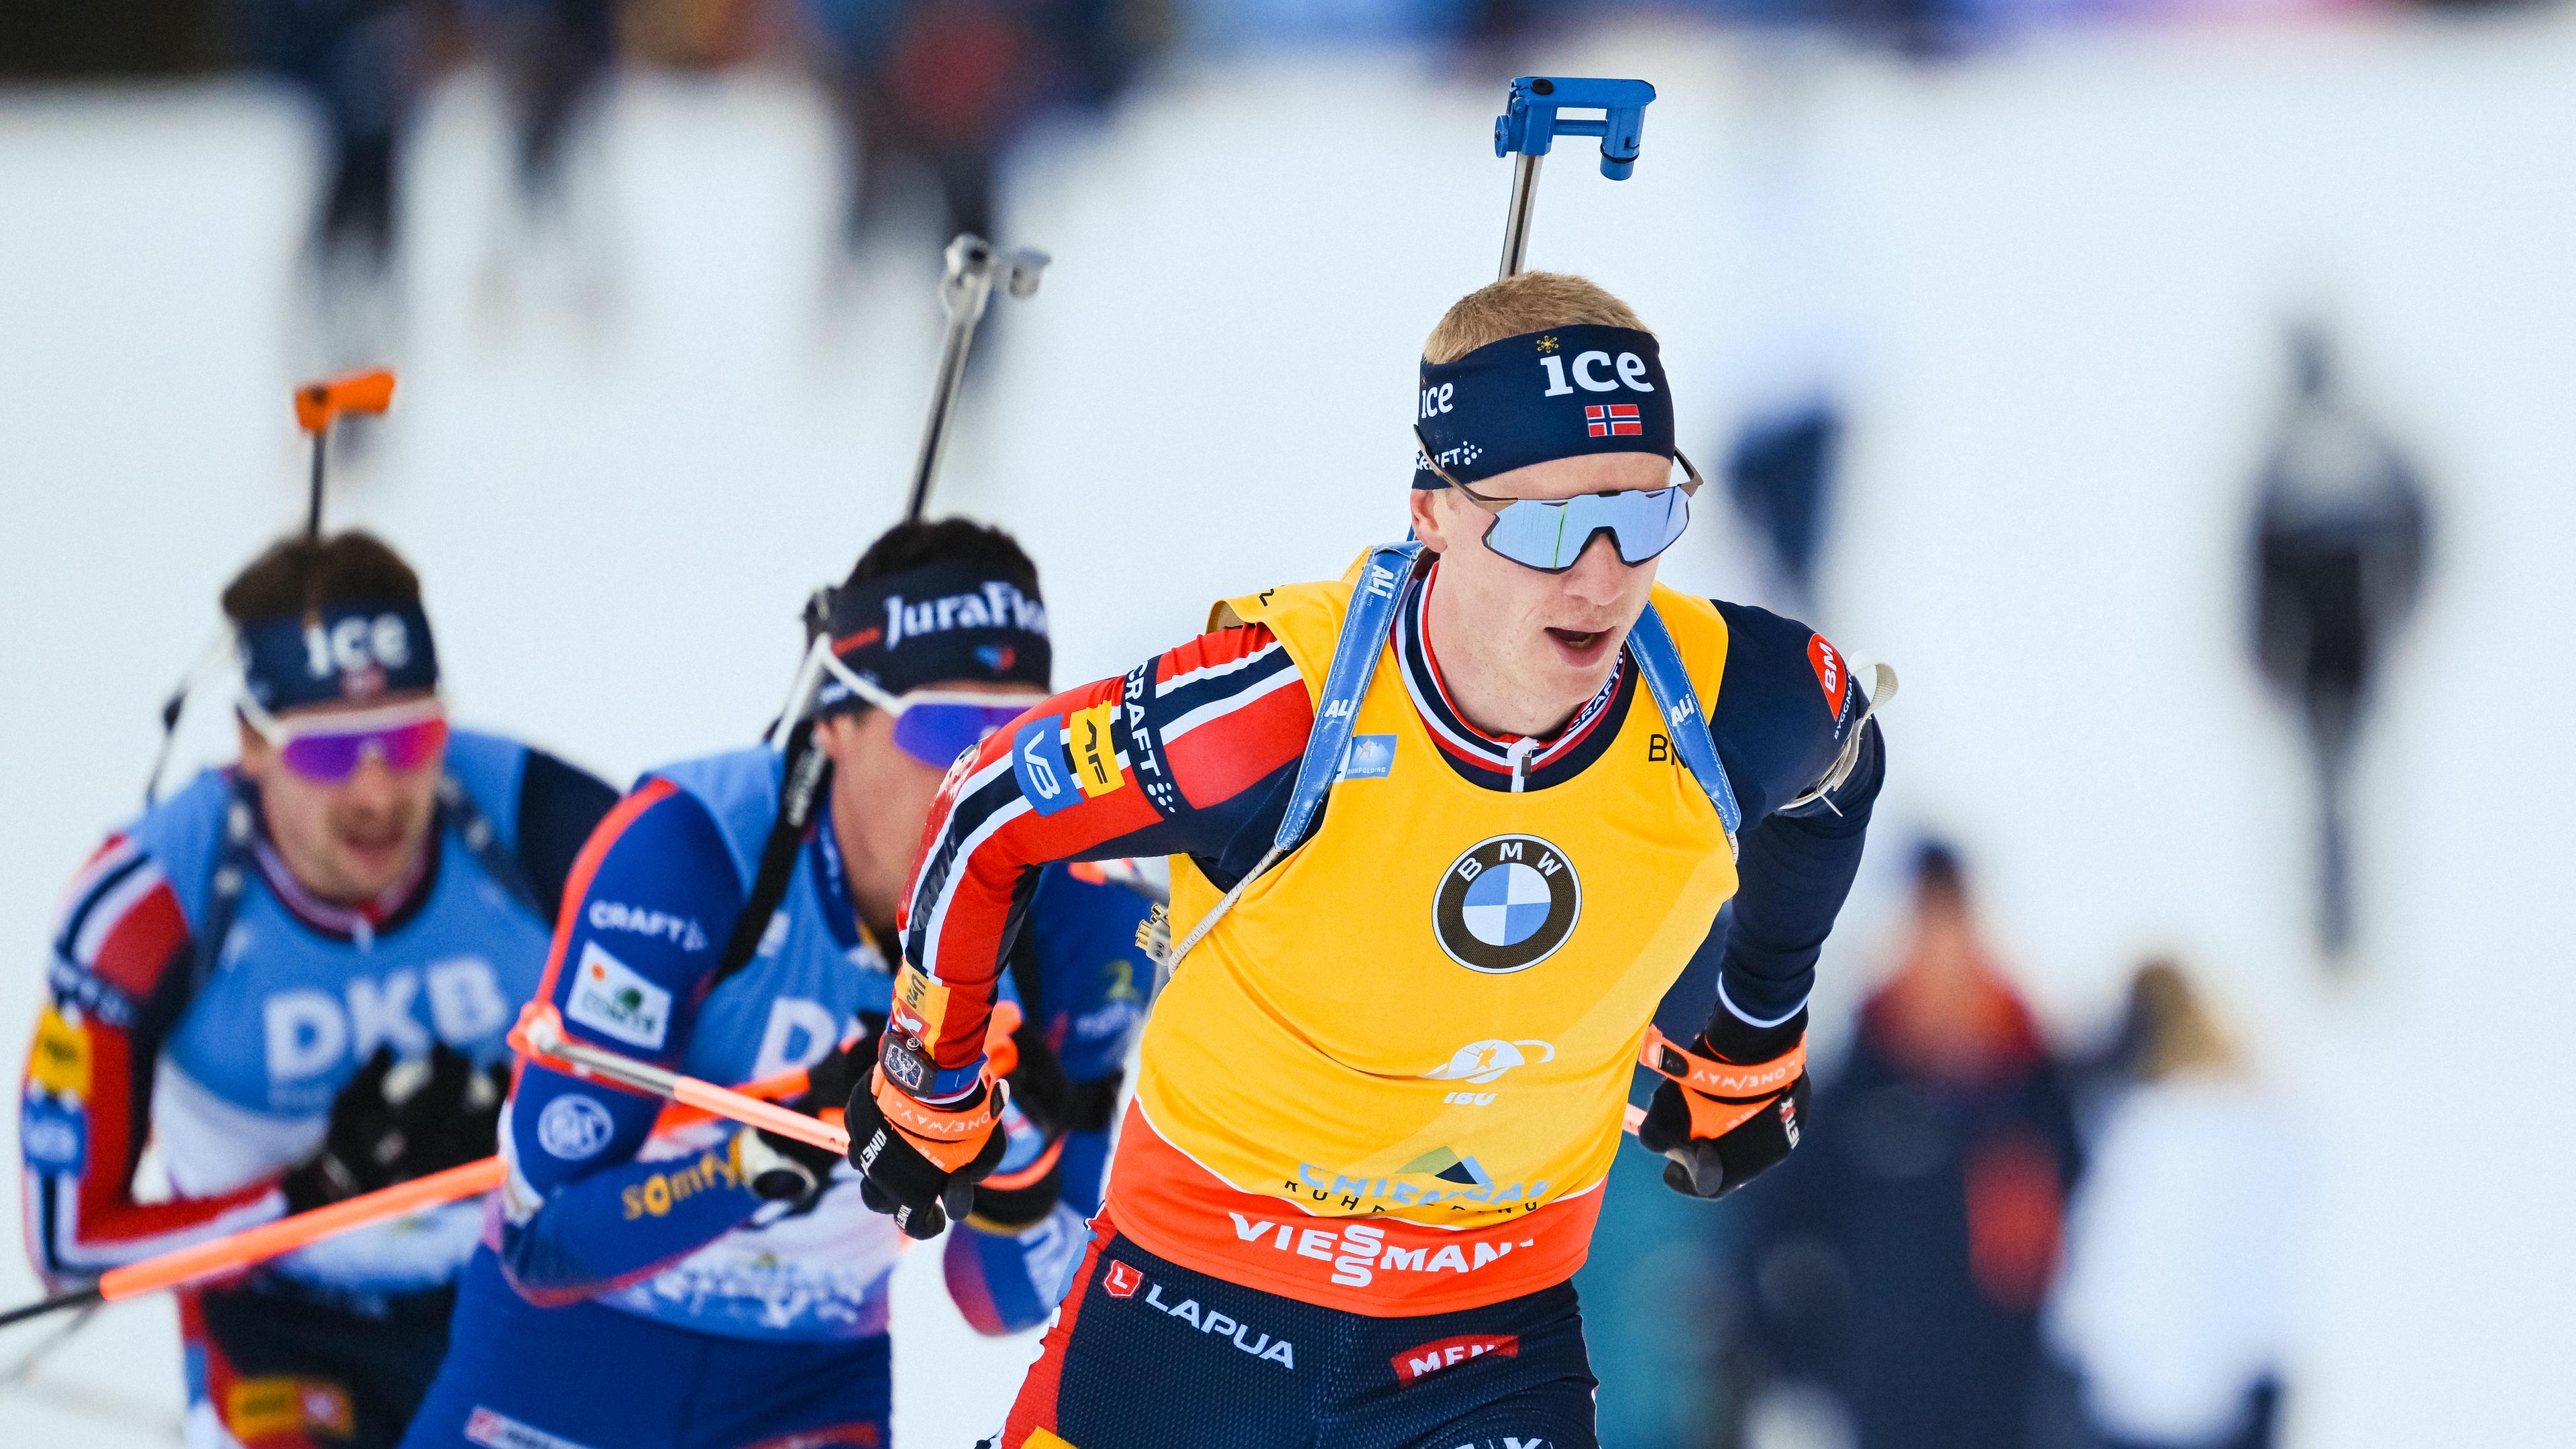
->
[1432,836,1581,975]
[535,1093,616,1161]
[566,941,672,1049]
[1012,715,1081,816]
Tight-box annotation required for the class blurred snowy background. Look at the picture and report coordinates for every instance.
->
[5,3,2573,1444]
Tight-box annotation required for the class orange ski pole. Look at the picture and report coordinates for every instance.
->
[0,1156,500,1331]
[0,1053,825,1334]
[506,999,1035,1160]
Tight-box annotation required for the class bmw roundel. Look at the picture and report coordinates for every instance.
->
[1432,835,1582,974]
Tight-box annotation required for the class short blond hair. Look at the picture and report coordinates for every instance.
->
[1422,272,1650,364]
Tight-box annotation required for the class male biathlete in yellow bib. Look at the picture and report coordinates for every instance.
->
[845,272,1890,1449]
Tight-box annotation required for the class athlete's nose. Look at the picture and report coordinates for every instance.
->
[1557,531,1630,611]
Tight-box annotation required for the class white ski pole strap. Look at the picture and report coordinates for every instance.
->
[1623,604,1743,851]
[1781,662,1897,814]
[1159,541,1423,978]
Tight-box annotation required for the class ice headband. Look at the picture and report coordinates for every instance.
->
[1412,325,1676,490]
[814,559,1053,712]
[237,600,440,711]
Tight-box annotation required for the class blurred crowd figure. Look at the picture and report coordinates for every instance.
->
[805,0,1161,252]
[1717,845,2297,1449]
[3,0,2526,342]
[1732,842,2084,1449]
[2247,323,2429,962]
[2048,962,2295,1449]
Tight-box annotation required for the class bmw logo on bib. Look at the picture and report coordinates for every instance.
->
[1433,835,1582,974]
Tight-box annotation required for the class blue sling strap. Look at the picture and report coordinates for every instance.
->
[1162,542,1739,973]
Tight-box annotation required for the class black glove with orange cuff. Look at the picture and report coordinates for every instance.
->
[843,1001,1022,1240]
[1634,1009,1810,1201]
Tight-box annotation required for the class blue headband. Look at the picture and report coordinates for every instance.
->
[814,559,1053,714]
[237,600,440,711]
[1413,325,1675,490]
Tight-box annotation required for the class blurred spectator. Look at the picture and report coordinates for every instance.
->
[802,0,1163,256]
[0,0,225,77]
[460,0,622,321]
[1733,841,2082,1449]
[233,0,427,355]
[2247,322,2428,960]
[1725,400,1843,612]
[463,0,614,216]
[2046,960,2295,1449]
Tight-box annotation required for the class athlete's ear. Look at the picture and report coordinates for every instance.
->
[1407,487,1455,554]
[235,716,273,783]
[811,711,865,768]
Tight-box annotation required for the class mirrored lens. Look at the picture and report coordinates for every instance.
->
[278,717,449,782]
[1480,488,1691,572]
[891,703,1031,770]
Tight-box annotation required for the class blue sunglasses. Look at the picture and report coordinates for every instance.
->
[1415,428,1704,574]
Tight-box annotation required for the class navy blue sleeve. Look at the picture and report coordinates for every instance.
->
[513,749,624,926]
[496,780,767,1303]
[1699,602,1886,1035]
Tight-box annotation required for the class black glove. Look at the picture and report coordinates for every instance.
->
[844,1058,1010,1242]
[1634,1010,1811,1202]
[740,1038,865,1206]
[965,1021,1072,1233]
[284,1044,508,1212]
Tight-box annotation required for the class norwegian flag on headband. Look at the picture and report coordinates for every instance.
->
[1585,404,1642,438]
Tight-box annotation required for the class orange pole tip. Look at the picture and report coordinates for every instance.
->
[295,368,397,434]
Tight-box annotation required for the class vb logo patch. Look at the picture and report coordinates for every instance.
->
[1432,836,1581,974]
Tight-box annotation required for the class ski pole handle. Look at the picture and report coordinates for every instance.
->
[905,233,1049,522]
[292,367,396,537]
[1492,76,1658,279]
[294,369,396,435]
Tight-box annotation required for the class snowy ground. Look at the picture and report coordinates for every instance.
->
[5,13,2575,1444]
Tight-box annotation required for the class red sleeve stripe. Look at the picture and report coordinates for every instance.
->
[529,777,679,1012]
[906,778,1025,979]
[1158,635,1285,693]
[1159,653,1303,743]
[81,877,191,1004]
[1163,678,1310,811]
[55,835,142,924]
[65,855,168,965]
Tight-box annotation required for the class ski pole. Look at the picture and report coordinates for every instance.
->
[903,233,1049,523]
[0,1055,820,1334]
[293,367,396,537]
[141,368,400,804]
[513,1004,854,1157]
[511,998,1036,1159]
[0,1157,502,1332]
[1492,77,1657,280]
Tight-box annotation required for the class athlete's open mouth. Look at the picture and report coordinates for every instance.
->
[1544,626,1610,659]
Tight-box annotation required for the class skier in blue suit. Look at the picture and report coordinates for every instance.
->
[400,517,1157,1449]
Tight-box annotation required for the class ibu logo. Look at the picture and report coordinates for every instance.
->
[1432,835,1581,975]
